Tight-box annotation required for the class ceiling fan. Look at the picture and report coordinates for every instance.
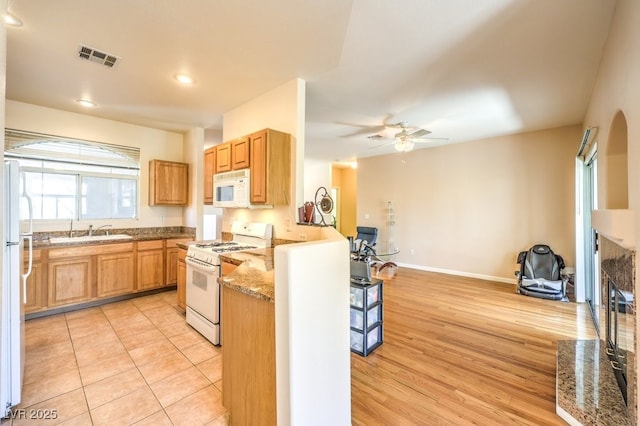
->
[368,121,448,152]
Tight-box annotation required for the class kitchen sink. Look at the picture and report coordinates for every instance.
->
[49,234,133,244]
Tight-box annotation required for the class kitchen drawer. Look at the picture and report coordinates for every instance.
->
[137,240,164,251]
[166,238,193,248]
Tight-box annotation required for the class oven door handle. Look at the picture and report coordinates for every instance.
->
[185,257,219,272]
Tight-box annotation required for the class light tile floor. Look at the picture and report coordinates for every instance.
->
[3,291,229,425]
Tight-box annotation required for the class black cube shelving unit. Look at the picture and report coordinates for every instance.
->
[349,278,383,356]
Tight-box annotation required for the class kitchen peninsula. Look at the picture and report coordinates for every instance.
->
[219,249,276,425]
[218,227,351,425]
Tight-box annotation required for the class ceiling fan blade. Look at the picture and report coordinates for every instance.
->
[412,137,449,143]
[408,129,431,138]
[367,134,393,141]
[341,125,387,137]
[368,141,394,150]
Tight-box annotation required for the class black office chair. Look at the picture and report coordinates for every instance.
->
[350,226,399,274]
[350,226,378,260]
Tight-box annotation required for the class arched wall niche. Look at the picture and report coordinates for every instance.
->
[605,110,629,209]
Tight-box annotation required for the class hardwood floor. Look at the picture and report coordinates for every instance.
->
[351,268,597,426]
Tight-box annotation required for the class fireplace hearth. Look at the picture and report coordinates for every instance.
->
[600,236,636,415]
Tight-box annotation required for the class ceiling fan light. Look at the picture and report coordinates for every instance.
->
[4,13,23,27]
[76,98,96,108]
[174,73,195,85]
[394,140,414,152]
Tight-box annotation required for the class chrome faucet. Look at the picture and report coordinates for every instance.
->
[91,224,112,236]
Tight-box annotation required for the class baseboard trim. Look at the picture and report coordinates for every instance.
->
[395,262,517,285]
[25,286,178,320]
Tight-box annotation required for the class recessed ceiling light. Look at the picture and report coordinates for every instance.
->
[4,13,23,27]
[174,74,195,85]
[76,99,96,108]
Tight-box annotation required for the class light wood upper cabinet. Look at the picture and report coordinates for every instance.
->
[136,240,164,291]
[231,137,250,170]
[216,143,232,173]
[97,243,135,298]
[204,147,216,204]
[149,159,189,206]
[249,129,291,205]
[215,138,250,174]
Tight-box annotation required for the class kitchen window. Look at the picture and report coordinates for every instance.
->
[5,129,140,220]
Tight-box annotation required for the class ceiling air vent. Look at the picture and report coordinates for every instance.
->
[78,45,119,68]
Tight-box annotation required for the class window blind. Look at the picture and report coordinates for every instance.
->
[4,129,140,169]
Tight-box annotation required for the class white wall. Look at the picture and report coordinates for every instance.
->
[274,226,351,425]
[220,78,323,242]
[581,0,640,420]
[183,127,204,236]
[4,100,187,232]
[0,0,9,379]
[303,159,332,225]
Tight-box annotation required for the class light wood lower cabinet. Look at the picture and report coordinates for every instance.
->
[137,240,164,291]
[24,250,43,313]
[166,238,192,285]
[222,286,276,425]
[26,238,192,315]
[97,254,135,298]
[221,260,238,276]
[47,256,92,307]
[177,248,187,310]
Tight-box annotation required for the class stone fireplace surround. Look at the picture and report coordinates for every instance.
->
[556,235,636,425]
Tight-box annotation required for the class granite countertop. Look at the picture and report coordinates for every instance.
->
[556,339,632,425]
[218,248,275,303]
[32,227,195,249]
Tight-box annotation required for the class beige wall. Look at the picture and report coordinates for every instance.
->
[331,166,357,238]
[357,125,581,281]
[4,100,186,233]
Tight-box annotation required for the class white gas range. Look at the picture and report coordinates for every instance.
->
[185,222,272,345]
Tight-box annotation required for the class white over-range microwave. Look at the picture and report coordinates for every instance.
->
[213,169,250,208]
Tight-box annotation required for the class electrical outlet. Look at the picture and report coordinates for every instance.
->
[299,233,307,241]
[410,248,415,255]
[364,213,370,220]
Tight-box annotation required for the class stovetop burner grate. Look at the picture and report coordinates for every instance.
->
[211,245,258,253]
[195,241,239,248]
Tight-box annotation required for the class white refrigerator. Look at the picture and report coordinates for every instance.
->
[1,160,33,416]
